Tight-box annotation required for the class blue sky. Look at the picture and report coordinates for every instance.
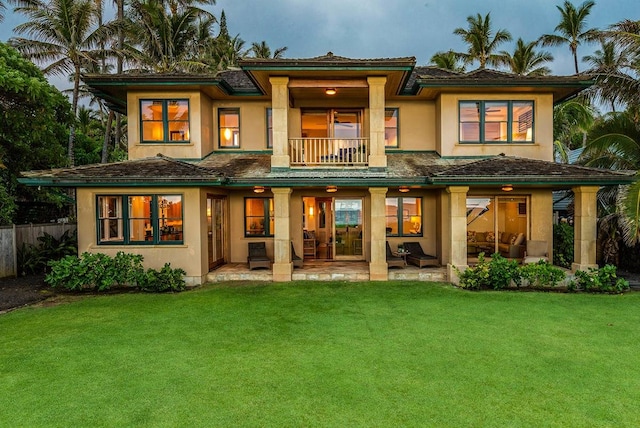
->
[1,0,637,92]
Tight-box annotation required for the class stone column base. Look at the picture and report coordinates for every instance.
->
[447,263,467,286]
[272,262,293,282]
[369,262,388,281]
[571,263,599,273]
[271,155,290,169]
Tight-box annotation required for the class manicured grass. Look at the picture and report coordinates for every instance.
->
[1,282,640,427]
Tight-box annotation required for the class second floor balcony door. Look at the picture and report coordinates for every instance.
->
[302,109,362,139]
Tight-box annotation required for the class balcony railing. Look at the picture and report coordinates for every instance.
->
[289,138,369,167]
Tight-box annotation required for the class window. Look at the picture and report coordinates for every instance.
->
[219,108,240,147]
[97,195,183,244]
[266,108,273,148]
[140,99,189,143]
[385,197,422,236]
[459,101,534,143]
[245,198,274,237]
[385,108,399,147]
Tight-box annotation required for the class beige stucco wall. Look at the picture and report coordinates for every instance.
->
[387,101,437,151]
[127,91,213,160]
[76,187,211,285]
[437,93,555,160]
[385,190,438,260]
[213,101,272,152]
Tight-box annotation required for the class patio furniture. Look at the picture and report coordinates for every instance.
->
[403,242,438,268]
[248,242,271,270]
[291,241,303,268]
[523,240,549,265]
[386,242,406,268]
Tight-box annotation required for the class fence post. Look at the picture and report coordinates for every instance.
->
[12,224,17,277]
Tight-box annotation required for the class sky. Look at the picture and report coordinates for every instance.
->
[0,0,637,93]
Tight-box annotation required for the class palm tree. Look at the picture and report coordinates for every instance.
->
[583,40,630,111]
[553,99,596,163]
[429,50,465,72]
[452,12,511,69]
[249,40,287,59]
[11,0,118,166]
[501,38,553,76]
[539,0,597,74]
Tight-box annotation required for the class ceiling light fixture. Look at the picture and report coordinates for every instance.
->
[326,185,338,193]
[325,88,337,95]
[501,184,513,192]
[253,186,265,193]
[399,186,410,193]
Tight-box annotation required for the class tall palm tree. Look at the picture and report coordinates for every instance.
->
[452,12,511,69]
[539,0,597,74]
[249,40,287,59]
[429,50,465,72]
[11,0,118,166]
[501,38,553,76]
[583,40,630,111]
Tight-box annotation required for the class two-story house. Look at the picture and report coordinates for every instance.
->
[20,53,635,285]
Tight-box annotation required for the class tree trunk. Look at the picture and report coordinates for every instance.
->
[68,66,81,167]
[101,109,115,163]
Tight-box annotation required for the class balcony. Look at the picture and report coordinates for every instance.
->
[289,138,369,167]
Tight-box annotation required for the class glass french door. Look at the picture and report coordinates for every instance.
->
[207,195,225,270]
[333,198,364,260]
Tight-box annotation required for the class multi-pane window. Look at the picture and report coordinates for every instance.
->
[385,108,399,147]
[459,101,534,143]
[219,108,240,147]
[245,198,274,237]
[266,108,273,148]
[385,197,422,236]
[140,100,190,143]
[97,195,183,244]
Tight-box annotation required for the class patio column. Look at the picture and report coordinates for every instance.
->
[446,186,469,285]
[272,187,293,281]
[367,76,387,169]
[270,76,289,169]
[572,186,599,272]
[369,187,389,280]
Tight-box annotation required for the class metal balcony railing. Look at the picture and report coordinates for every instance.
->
[288,138,369,167]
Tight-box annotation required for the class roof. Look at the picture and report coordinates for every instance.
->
[19,153,634,188]
[238,52,417,69]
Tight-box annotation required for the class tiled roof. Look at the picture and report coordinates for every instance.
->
[20,153,634,188]
[238,52,416,68]
[216,69,259,91]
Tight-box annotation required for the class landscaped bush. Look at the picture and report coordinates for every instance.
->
[570,264,629,294]
[18,229,78,275]
[517,260,565,289]
[46,252,185,292]
[553,223,574,269]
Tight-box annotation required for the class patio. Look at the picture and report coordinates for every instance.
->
[206,260,448,283]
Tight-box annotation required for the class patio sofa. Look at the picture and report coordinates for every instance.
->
[467,231,526,258]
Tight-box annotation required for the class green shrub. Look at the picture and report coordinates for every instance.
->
[17,242,47,275]
[518,260,565,289]
[46,252,185,293]
[138,263,187,292]
[572,264,629,293]
[456,253,519,290]
[17,229,77,275]
[553,223,574,269]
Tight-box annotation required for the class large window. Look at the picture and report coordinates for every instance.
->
[219,108,240,147]
[97,195,183,244]
[245,198,274,237]
[459,101,534,143]
[140,100,190,143]
[385,197,422,236]
[385,108,399,147]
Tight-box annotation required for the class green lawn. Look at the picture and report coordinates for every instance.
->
[1,281,640,427]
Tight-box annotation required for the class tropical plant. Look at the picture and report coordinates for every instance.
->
[553,222,574,268]
[571,264,629,293]
[539,0,597,74]
[582,40,630,111]
[518,260,566,288]
[552,99,596,162]
[249,40,287,59]
[452,12,511,70]
[429,50,465,72]
[11,0,119,167]
[500,38,553,76]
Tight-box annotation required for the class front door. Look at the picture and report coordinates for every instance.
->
[207,195,225,270]
[333,198,364,260]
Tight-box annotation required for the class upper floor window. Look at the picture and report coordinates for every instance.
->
[219,108,240,148]
[266,108,273,148]
[140,100,190,143]
[385,197,422,236]
[459,101,534,143]
[385,108,399,148]
[245,198,274,237]
[97,194,183,245]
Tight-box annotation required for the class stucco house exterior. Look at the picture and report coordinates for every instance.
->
[20,53,635,285]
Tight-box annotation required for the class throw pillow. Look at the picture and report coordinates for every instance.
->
[467,230,476,242]
[510,234,517,245]
[486,231,495,242]
[476,232,486,242]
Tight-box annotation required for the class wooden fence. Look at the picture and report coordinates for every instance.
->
[0,223,77,278]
